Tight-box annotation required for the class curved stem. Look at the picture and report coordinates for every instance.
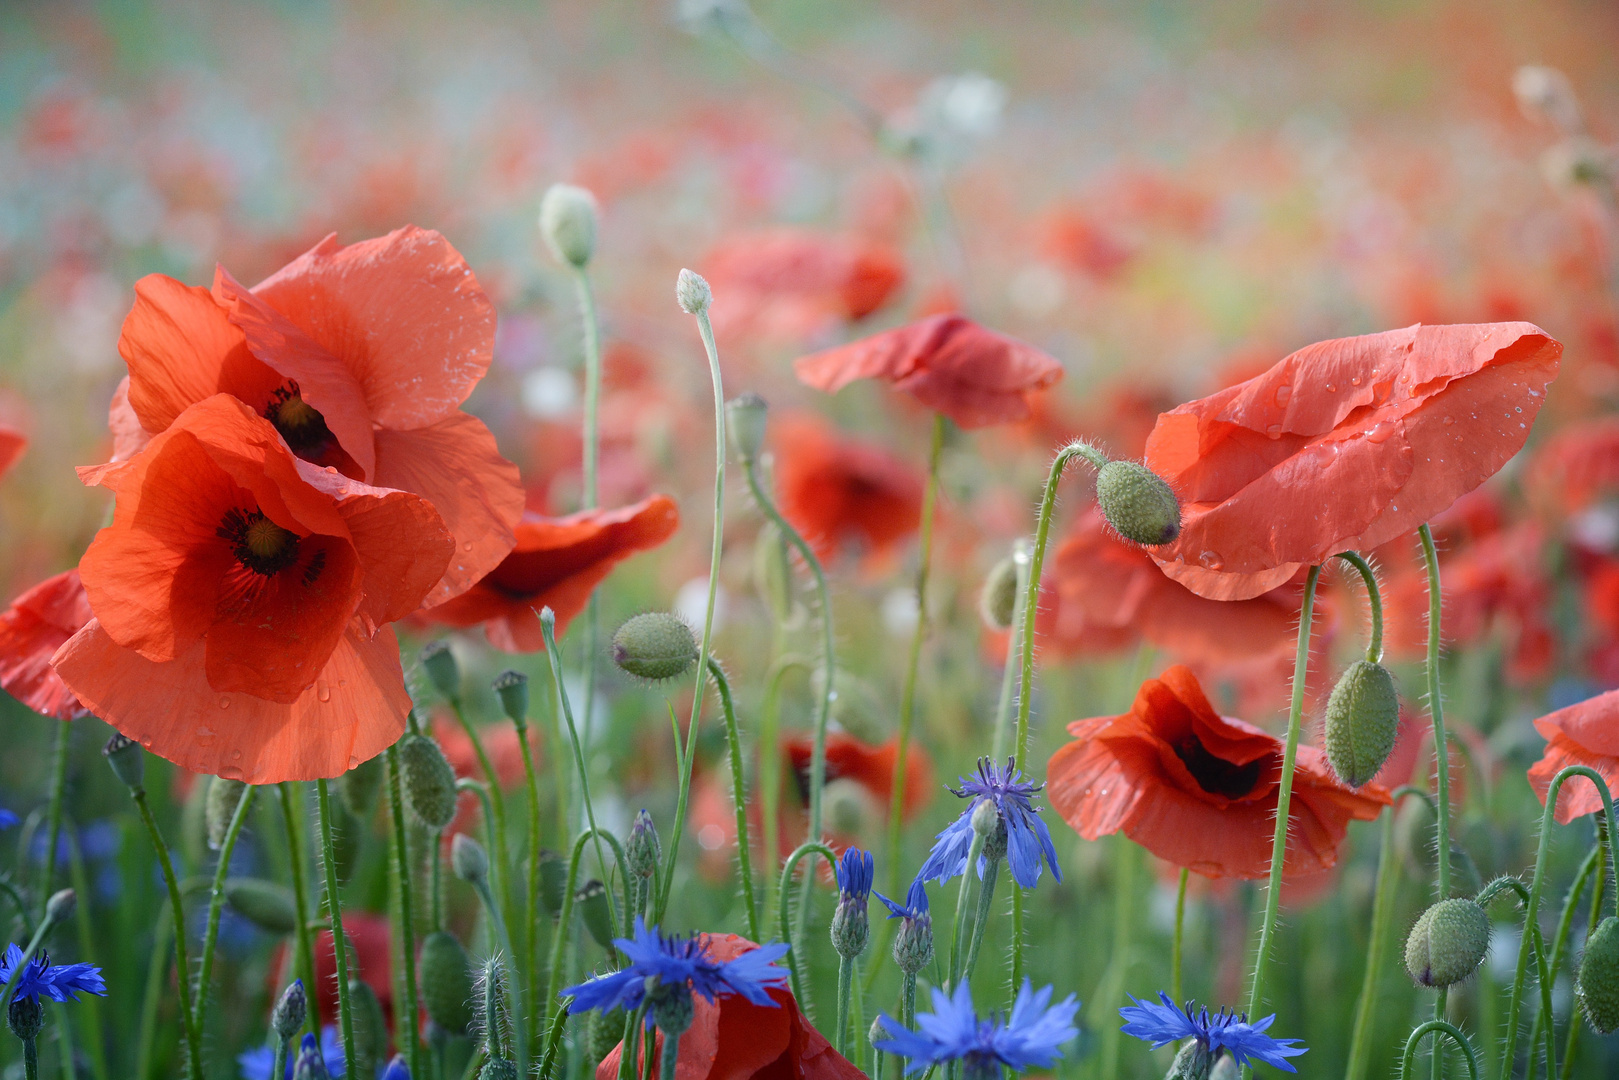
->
[193,783,256,1030]
[449,701,511,939]
[1172,867,1189,1004]
[536,994,571,1080]
[1334,550,1385,663]
[386,745,423,1080]
[708,658,761,941]
[1418,525,1453,905]
[777,841,838,1007]
[1345,791,1427,1080]
[277,783,319,1037]
[541,613,614,932]
[315,779,357,1071]
[1402,1021,1480,1080]
[38,720,69,922]
[129,788,203,1078]
[1246,563,1323,1020]
[544,828,633,1026]
[1525,844,1602,1073]
[1561,817,1609,1079]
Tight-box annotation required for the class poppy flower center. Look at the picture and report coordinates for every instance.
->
[1173,735,1263,799]
[217,507,301,577]
[265,382,336,459]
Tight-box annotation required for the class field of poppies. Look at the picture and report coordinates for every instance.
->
[4,2,1619,1078]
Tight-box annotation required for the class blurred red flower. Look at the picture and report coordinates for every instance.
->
[1528,690,1619,824]
[772,414,923,564]
[704,228,905,343]
[1525,417,1619,523]
[423,495,679,652]
[53,395,452,781]
[794,314,1064,430]
[1144,323,1562,600]
[312,912,393,1029]
[0,424,24,480]
[0,570,91,721]
[596,933,863,1080]
[1047,665,1389,879]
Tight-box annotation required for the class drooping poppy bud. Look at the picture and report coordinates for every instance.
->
[205,776,248,851]
[337,754,385,818]
[102,733,144,790]
[1095,459,1181,546]
[420,640,461,702]
[537,849,567,918]
[726,392,769,465]
[419,930,476,1036]
[271,979,307,1042]
[399,733,459,831]
[1323,660,1400,788]
[539,183,600,269]
[1405,898,1490,987]
[492,671,528,727]
[452,833,489,886]
[1577,915,1619,1035]
[576,880,615,949]
[677,268,712,315]
[978,555,1019,631]
[226,878,298,935]
[611,613,699,681]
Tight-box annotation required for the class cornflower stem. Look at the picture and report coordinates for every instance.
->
[988,543,1031,763]
[835,955,855,1057]
[512,711,545,1056]
[886,413,946,904]
[708,658,761,941]
[276,783,319,1036]
[1172,867,1189,1003]
[1402,1021,1480,1080]
[759,654,813,917]
[659,1029,682,1080]
[541,614,615,928]
[448,700,512,931]
[1100,836,1139,1080]
[38,720,69,922]
[469,874,528,1077]
[544,828,633,1028]
[1335,550,1385,662]
[192,783,256,1030]
[1500,766,1618,1080]
[777,841,838,1009]
[962,856,1000,982]
[656,303,727,924]
[128,786,204,1077]
[947,830,989,990]
[537,995,571,1080]
[270,1038,290,1080]
[1561,817,1609,1079]
[22,1034,37,1080]
[386,745,424,1080]
[617,1004,649,1080]
[314,779,358,1071]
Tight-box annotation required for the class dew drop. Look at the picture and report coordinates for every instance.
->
[462,541,474,552]
[1265,423,1282,439]
[218,696,231,709]
[348,755,361,770]
[316,681,331,703]
[196,726,216,746]
[1324,383,1337,393]
[1365,420,1397,444]
[231,750,242,761]
[1198,550,1224,569]
[1350,376,1362,387]
[1273,384,1292,406]
[1442,416,1454,425]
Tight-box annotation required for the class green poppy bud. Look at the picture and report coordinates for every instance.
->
[420,640,460,701]
[726,393,769,465]
[753,522,796,626]
[348,978,386,1080]
[577,879,615,949]
[102,733,145,790]
[539,183,599,269]
[226,878,299,935]
[1405,898,1490,987]
[677,269,712,315]
[538,848,568,918]
[206,776,248,851]
[1577,915,1619,1034]
[271,979,307,1042]
[492,671,528,727]
[978,555,1019,631]
[612,613,699,682]
[399,733,459,831]
[587,1008,628,1068]
[1095,459,1181,546]
[1323,660,1400,788]
[419,931,476,1036]
[452,833,489,886]
[479,1061,520,1080]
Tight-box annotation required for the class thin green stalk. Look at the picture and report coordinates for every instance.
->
[193,784,256,1030]
[62,827,107,1080]
[1417,526,1453,908]
[947,831,989,989]
[37,720,70,922]
[1172,867,1189,1004]
[537,995,571,1080]
[708,658,761,941]
[270,1039,290,1080]
[1561,817,1609,1079]
[572,262,604,879]
[1345,788,1427,1080]
[511,708,545,1058]
[54,1002,72,1080]
[836,956,855,1057]
[315,779,357,1071]
[1245,562,1323,1019]
[961,857,1000,982]
[1335,551,1385,663]
[128,788,203,1078]
[544,828,632,1026]
[541,611,614,926]
[1526,843,1602,1077]
[989,543,1030,764]
[656,299,727,924]
[1402,1021,1480,1080]
[133,897,171,1080]
[448,701,511,934]
[777,841,838,1008]
[469,873,528,1076]
[386,746,424,1080]
[276,783,319,1037]
[617,1003,649,1080]
[22,1034,37,1080]
[760,654,813,917]
[660,1028,681,1080]
[1099,836,1139,1080]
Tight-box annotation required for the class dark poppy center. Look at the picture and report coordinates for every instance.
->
[1173,735,1263,799]
[217,507,301,577]
[265,381,336,459]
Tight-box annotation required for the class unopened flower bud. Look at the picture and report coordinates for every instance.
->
[726,393,769,465]
[1167,1037,1214,1080]
[420,641,460,701]
[982,817,1009,862]
[349,977,387,1080]
[271,979,307,1041]
[676,268,712,315]
[1578,915,1619,1034]
[1405,898,1490,987]
[587,1008,628,1068]
[1208,1052,1241,1080]
[831,892,870,960]
[577,880,615,949]
[452,833,489,885]
[1513,65,1582,134]
[1324,660,1400,789]
[978,555,1019,631]
[293,1032,328,1079]
[626,809,662,881]
[337,754,385,818]
[103,733,145,789]
[753,523,796,625]
[970,799,999,838]
[868,1016,886,1049]
[44,888,76,927]
[226,878,298,935]
[420,930,476,1036]
[492,671,528,727]
[8,996,43,1041]
[1095,459,1181,546]
[612,613,699,681]
[399,733,459,831]
[539,183,600,268]
[652,981,696,1038]
[893,907,933,975]
[205,776,248,851]
[538,849,568,918]
[381,1055,412,1080]
[479,1061,519,1080]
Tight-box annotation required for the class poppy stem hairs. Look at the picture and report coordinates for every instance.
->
[708,658,762,942]
[384,746,424,1079]
[192,780,255,1039]
[275,783,320,1041]
[314,778,358,1072]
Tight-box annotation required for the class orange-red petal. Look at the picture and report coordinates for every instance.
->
[0,424,25,480]
[0,570,92,721]
[772,414,923,562]
[1529,689,1619,824]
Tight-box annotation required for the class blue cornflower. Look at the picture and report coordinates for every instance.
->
[236,1025,346,1079]
[0,809,16,830]
[380,1055,410,1080]
[875,877,929,921]
[835,847,874,899]
[915,757,1061,889]
[1119,993,1306,1073]
[832,847,874,959]
[0,943,107,1004]
[875,978,1079,1078]
[563,917,789,1021]
[874,878,933,975]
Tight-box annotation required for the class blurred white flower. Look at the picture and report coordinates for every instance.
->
[921,73,1008,141]
[675,577,729,634]
[881,587,919,636]
[521,366,578,420]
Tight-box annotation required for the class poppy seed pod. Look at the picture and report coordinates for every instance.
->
[399,733,459,831]
[1095,459,1182,546]
[1577,915,1619,1034]
[419,930,476,1036]
[576,880,615,949]
[349,978,387,1080]
[492,671,528,727]
[225,878,299,935]
[271,979,307,1042]
[726,393,769,465]
[205,776,248,851]
[102,733,145,789]
[337,754,385,818]
[538,183,599,269]
[420,640,460,701]
[612,613,699,681]
[978,555,1019,631]
[1324,660,1400,788]
[626,809,662,882]
[1405,898,1490,987]
[677,268,712,315]
[452,833,489,885]
[538,849,568,918]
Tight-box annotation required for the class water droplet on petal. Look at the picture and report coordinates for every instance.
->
[218,696,231,709]
[1265,424,1282,438]
[1273,384,1292,406]
[1324,383,1337,393]
[1442,416,1454,425]
[1198,550,1224,569]
[1350,376,1362,387]
[462,541,474,552]
[316,681,331,703]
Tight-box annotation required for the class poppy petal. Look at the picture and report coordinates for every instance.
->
[0,570,92,721]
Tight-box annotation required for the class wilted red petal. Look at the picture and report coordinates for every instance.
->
[0,570,92,721]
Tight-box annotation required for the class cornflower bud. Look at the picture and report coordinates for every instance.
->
[1405,898,1490,987]
[651,981,696,1039]
[892,899,934,976]
[1323,660,1400,788]
[676,268,712,315]
[349,977,387,1079]
[539,183,599,269]
[271,979,307,1042]
[1095,459,1182,546]
[577,880,615,949]
[337,754,385,817]
[626,809,662,883]
[978,555,1019,631]
[970,798,999,838]
[399,733,459,831]
[726,392,769,465]
[381,1055,412,1080]
[492,670,528,727]
[419,931,476,1036]
[538,849,568,918]
[452,833,490,886]
[205,776,248,851]
[420,640,460,701]
[612,613,699,681]
[1209,1053,1241,1080]
[102,733,144,789]
[831,847,874,960]
[44,888,76,927]
[1577,915,1619,1034]
[293,1032,328,1079]
[7,996,43,1041]
[1167,1037,1213,1080]
[226,878,298,934]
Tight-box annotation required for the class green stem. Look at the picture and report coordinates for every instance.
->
[1345,788,1426,1080]
[1245,562,1323,1018]
[23,1034,37,1080]
[277,783,319,1037]
[1417,525,1454,908]
[386,746,424,1080]
[61,826,108,1080]
[536,995,571,1080]
[315,779,357,1072]
[540,612,615,929]
[1099,836,1138,1080]
[38,720,69,922]
[1526,844,1602,1077]
[947,830,989,989]
[759,654,812,918]
[192,784,256,1031]
[133,896,171,1080]
[470,875,528,1076]
[449,701,511,937]
[836,955,854,1057]
[512,710,545,1059]
[573,265,604,866]
[129,788,203,1078]
[544,829,633,1028]
[1335,550,1385,663]
[1172,867,1189,1004]
[961,856,1000,983]
[1561,817,1609,1079]
[660,1028,681,1080]
[989,542,1031,764]
[708,658,761,941]
[271,1039,290,1080]
[1403,1021,1480,1080]
[777,841,838,1009]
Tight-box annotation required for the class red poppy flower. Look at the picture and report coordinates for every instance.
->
[53,394,453,782]
[596,933,863,1080]
[794,314,1064,430]
[310,912,394,1029]
[1047,665,1389,879]
[704,228,906,342]
[772,414,923,564]
[782,733,933,820]
[0,570,92,721]
[422,495,679,652]
[1143,323,1562,600]
[0,423,24,480]
[1525,417,1619,524]
[111,225,524,607]
[1528,690,1619,824]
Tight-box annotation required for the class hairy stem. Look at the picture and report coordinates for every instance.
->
[277,783,319,1036]
[129,788,203,1077]
[315,779,357,1071]
[193,784,256,1030]
[709,659,761,941]
[386,746,423,1080]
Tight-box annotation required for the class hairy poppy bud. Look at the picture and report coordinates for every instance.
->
[626,809,662,882]
[272,979,307,1042]
[577,880,615,949]
[538,849,568,918]
[8,996,43,1041]
[452,833,489,886]
[349,978,386,1080]
[1167,1037,1213,1080]
[1577,915,1619,1034]
[226,878,298,935]
[676,268,712,315]
[726,392,769,465]
[103,733,145,789]
[492,671,528,727]
[753,523,796,626]
[1095,460,1181,546]
[420,640,460,701]
[893,910,933,976]
[419,930,476,1036]
[539,183,599,269]
[978,555,1020,631]
[44,888,75,927]
[399,734,458,831]
[612,613,699,681]
[1323,660,1400,788]
[479,1060,520,1080]
[587,1008,628,1068]
[1405,898,1490,987]
[205,776,248,851]
[338,754,385,818]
